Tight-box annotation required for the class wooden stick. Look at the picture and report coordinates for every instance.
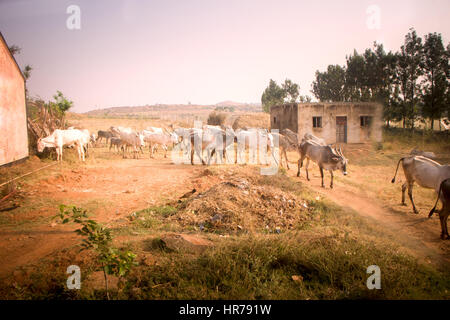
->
[0,190,16,203]
[0,162,58,188]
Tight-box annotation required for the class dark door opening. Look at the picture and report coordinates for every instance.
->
[336,116,347,143]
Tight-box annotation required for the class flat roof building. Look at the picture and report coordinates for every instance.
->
[270,102,383,144]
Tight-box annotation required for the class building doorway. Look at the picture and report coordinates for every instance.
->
[336,116,347,143]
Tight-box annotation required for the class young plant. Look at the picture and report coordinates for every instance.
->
[55,205,137,299]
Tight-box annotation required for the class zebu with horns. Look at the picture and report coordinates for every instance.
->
[297,141,348,189]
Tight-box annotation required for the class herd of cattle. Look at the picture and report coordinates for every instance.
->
[36,124,449,240]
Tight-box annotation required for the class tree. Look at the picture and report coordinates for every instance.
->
[282,79,300,103]
[261,79,286,112]
[23,65,32,81]
[46,91,73,127]
[403,28,424,128]
[56,205,137,299]
[299,95,312,103]
[421,32,449,129]
[345,50,366,101]
[8,45,21,55]
[22,65,33,98]
[311,65,346,102]
[52,90,73,114]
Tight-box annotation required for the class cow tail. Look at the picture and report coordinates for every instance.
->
[429,182,444,218]
[391,158,405,183]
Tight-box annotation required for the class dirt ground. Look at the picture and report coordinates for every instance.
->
[0,142,449,282]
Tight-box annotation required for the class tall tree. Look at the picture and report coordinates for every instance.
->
[311,65,346,102]
[345,50,366,101]
[421,32,449,129]
[261,79,286,112]
[282,79,300,103]
[403,28,424,128]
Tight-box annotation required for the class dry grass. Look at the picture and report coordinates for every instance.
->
[232,113,270,130]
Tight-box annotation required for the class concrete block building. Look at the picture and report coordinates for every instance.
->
[270,102,383,144]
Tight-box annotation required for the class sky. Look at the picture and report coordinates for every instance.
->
[0,0,449,113]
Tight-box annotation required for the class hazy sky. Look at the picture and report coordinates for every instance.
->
[1,0,449,112]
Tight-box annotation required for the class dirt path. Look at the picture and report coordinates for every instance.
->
[288,168,450,269]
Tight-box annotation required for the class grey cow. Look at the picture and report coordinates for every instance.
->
[391,156,450,214]
[297,140,348,188]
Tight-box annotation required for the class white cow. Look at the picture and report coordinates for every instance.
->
[391,156,450,213]
[37,129,86,161]
[110,127,145,158]
[142,130,178,158]
[146,126,165,134]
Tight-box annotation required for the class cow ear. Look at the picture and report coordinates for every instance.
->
[332,157,340,162]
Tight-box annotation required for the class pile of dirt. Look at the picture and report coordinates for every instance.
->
[171,177,308,233]
[232,113,270,130]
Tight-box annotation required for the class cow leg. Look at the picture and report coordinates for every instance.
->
[208,149,215,165]
[401,183,407,206]
[330,170,334,189]
[199,148,206,165]
[190,146,195,165]
[81,144,85,161]
[305,158,311,181]
[407,183,419,214]
[444,213,449,239]
[439,213,447,240]
[284,149,289,170]
[439,205,449,239]
[320,166,325,188]
[297,154,305,177]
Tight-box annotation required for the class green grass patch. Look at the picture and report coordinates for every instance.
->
[121,233,449,299]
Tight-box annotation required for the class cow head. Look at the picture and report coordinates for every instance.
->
[332,147,348,176]
[170,132,180,144]
[37,138,45,153]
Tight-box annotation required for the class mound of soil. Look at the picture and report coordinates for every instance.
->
[232,113,270,130]
[171,177,308,233]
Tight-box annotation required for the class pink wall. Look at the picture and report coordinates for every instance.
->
[0,35,28,166]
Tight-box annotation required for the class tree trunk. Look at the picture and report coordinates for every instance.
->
[103,266,110,300]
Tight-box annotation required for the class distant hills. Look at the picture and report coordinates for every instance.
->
[84,102,262,117]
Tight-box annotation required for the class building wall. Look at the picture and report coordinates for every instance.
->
[270,102,382,144]
[270,103,298,133]
[0,36,28,166]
